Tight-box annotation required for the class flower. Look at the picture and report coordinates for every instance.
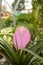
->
[13,26,31,50]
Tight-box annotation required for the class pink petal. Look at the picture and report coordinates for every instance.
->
[13,26,31,50]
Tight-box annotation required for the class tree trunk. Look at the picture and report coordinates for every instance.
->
[13,0,21,27]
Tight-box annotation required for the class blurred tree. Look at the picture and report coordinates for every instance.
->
[32,0,43,28]
[12,0,25,11]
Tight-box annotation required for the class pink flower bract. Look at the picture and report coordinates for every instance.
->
[13,26,31,50]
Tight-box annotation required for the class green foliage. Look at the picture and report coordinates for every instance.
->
[0,0,43,65]
[32,0,43,28]
[1,12,43,42]
[2,16,13,28]
[0,38,43,65]
[0,27,16,46]
[16,14,31,23]
[0,26,43,65]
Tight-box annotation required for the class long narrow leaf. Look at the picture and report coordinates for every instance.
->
[22,39,43,65]
[0,38,19,65]
[23,49,43,60]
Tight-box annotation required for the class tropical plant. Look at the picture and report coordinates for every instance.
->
[0,27,16,46]
[0,27,43,65]
[0,38,43,65]
[0,0,43,65]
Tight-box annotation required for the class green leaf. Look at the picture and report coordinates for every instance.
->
[22,39,43,65]
[23,49,43,60]
[0,38,19,65]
